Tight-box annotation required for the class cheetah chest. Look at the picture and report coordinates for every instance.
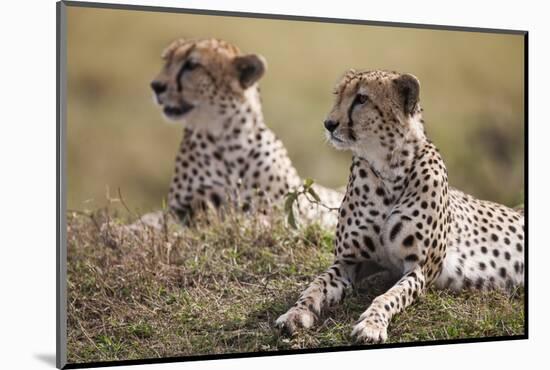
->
[334,159,401,272]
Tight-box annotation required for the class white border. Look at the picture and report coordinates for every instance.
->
[1,0,547,369]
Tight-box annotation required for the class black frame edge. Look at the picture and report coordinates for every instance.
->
[56,1,61,367]
[523,32,529,338]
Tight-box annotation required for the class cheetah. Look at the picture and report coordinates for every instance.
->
[142,38,342,228]
[276,69,524,343]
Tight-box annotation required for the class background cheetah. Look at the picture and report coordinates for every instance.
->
[143,38,342,228]
[276,70,524,343]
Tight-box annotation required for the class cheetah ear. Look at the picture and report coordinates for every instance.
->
[233,54,267,89]
[161,38,186,60]
[394,73,420,116]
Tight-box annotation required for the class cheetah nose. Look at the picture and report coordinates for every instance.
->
[150,80,167,95]
[324,120,340,133]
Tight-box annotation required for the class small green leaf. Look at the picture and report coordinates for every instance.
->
[284,192,297,213]
[287,208,297,229]
[304,178,314,188]
[307,187,321,202]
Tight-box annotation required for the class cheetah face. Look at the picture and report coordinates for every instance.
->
[324,70,423,161]
[151,38,266,131]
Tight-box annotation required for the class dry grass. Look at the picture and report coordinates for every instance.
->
[66,207,524,365]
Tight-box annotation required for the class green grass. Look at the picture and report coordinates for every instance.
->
[66,208,524,364]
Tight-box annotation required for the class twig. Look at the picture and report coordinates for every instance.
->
[117,188,143,226]
[302,192,339,212]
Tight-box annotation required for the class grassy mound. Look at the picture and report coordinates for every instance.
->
[66,209,524,364]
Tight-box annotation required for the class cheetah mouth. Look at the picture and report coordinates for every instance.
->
[330,134,344,143]
[328,133,348,145]
[162,101,195,119]
[327,133,353,150]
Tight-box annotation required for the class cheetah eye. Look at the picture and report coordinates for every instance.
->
[183,60,199,71]
[356,94,369,104]
[176,60,200,91]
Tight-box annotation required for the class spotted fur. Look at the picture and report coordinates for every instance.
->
[146,38,342,228]
[276,70,524,343]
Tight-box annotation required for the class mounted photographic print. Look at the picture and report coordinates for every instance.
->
[56,1,527,368]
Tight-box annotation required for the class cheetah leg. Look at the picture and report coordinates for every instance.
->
[351,265,426,344]
[276,260,352,335]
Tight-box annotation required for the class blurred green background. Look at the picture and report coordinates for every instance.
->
[66,6,524,213]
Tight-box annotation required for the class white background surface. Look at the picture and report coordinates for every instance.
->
[0,0,546,368]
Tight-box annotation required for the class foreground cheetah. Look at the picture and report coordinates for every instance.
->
[276,70,524,343]
[143,38,342,228]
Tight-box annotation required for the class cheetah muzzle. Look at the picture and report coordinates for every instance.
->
[276,69,524,344]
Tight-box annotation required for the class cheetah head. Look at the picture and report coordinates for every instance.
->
[324,70,425,165]
[151,38,266,131]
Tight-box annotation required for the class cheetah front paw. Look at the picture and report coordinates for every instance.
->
[275,307,316,335]
[351,317,388,344]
